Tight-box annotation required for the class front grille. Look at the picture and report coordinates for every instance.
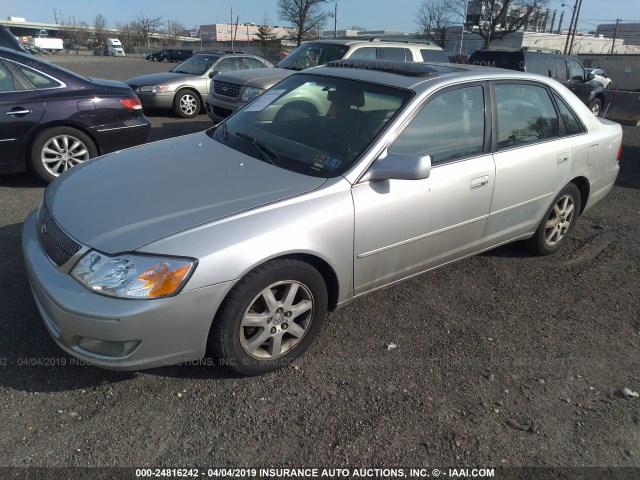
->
[213,80,242,99]
[38,206,81,266]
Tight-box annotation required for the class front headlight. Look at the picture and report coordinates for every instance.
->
[152,85,169,94]
[71,251,196,299]
[241,86,265,102]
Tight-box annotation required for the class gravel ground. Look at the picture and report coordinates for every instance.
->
[0,55,639,475]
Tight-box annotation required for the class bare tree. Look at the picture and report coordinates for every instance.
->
[165,20,185,45]
[134,12,163,48]
[94,13,107,43]
[454,0,549,48]
[417,0,454,49]
[278,0,329,46]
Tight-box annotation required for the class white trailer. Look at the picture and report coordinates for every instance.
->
[32,37,63,51]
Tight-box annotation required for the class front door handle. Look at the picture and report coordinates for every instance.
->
[470,175,489,190]
[5,109,32,116]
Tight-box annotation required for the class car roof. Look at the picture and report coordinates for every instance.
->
[308,59,564,92]
[305,38,442,50]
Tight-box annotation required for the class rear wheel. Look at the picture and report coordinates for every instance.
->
[29,127,97,183]
[173,90,201,118]
[209,258,328,376]
[528,183,581,255]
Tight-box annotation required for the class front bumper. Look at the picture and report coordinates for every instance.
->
[22,211,234,371]
[205,93,246,122]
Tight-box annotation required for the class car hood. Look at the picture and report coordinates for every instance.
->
[126,72,197,86]
[214,68,295,89]
[45,131,326,254]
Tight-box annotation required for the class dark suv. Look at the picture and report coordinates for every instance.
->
[468,48,606,116]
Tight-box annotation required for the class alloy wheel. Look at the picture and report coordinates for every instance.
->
[544,194,576,247]
[239,280,313,359]
[41,134,90,176]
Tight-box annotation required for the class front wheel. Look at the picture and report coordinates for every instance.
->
[173,90,201,118]
[209,258,328,376]
[29,127,97,183]
[528,183,581,255]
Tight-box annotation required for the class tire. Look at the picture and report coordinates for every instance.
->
[209,258,328,376]
[162,56,169,63]
[29,127,98,183]
[589,98,602,117]
[173,89,201,118]
[528,183,581,256]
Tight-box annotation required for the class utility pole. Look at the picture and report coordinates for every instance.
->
[610,18,621,54]
[333,2,337,39]
[568,0,583,56]
[562,1,577,54]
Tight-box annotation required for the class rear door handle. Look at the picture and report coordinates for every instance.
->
[5,109,32,116]
[470,175,489,190]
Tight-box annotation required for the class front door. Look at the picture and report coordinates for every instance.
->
[353,84,494,294]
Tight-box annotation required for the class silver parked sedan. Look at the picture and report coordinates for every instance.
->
[126,52,271,118]
[23,60,621,376]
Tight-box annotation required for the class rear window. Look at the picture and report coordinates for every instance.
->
[420,49,449,63]
[468,51,524,71]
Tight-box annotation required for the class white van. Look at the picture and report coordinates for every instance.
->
[106,38,125,56]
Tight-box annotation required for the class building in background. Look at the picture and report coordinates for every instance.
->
[198,23,291,43]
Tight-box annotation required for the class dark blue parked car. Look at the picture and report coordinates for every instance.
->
[0,46,150,182]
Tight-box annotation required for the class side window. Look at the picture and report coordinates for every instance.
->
[389,85,485,164]
[0,62,17,92]
[13,64,61,89]
[567,59,585,82]
[495,83,559,149]
[242,57,268,69]
[349,47,377,60]
[553,93,585,136]
[378,47,407,61]
[554,59,568,81]
[215,57,241,73]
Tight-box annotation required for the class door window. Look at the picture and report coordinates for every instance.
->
[389,85,485,164]
[554,59,568,81]
[378,47,413,61]
[495,83,559,149]
[215,57,242,73]
[567,59,585,82]
[349,47,377,60]
[242,57,268,69]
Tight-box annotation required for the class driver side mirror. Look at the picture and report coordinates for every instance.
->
[208,70,220,78]
[361,153,432,182]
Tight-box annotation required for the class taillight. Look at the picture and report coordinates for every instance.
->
[120,97,142,110]
[617,142,623,162]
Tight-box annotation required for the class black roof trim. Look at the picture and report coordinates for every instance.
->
[325,59,440,77]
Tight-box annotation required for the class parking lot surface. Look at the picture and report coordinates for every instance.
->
[0,55,639,470]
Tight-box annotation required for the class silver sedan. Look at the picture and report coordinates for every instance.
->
[24,61,621,375]
[126,52,271,118]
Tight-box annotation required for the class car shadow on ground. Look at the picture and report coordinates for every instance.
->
[0,172,46,189]
[0,221,237,393]
[145,112,213,142]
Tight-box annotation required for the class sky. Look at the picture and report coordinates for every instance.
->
[2,0,639,33]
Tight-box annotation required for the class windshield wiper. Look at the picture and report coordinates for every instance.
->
[234,132,279,166]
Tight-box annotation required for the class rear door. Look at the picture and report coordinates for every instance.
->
[566,58,591,103]
[483,81,572,248]
[0,59,45,169]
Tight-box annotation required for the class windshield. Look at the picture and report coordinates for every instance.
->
[276,43,350,71]
[171,55,220,75]
[208,73,412,178]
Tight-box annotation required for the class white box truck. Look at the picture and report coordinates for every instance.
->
[106,38,125,56]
